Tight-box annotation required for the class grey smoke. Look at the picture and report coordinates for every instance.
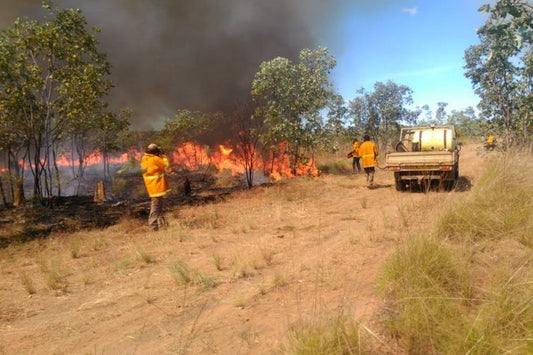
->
[0,0,408,129]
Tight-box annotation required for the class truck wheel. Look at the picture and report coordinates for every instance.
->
[394,173,406,191]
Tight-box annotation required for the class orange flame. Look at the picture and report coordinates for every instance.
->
[7,141,318,181]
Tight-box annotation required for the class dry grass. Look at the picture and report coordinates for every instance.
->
[3,143,528,354]
[436,152,533,246]
[380,150,533,354]
[284,314,366,354]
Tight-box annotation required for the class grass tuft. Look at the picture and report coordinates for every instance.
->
[436,153,533,246]
[69,236,82,258]
[136,249,155,264]
[378,235,471,353]
[169,259,192,285]
[40,259,68,292]
[285,314,365,354]
[20,272,37,295]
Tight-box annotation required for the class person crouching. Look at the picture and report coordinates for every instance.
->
[141,143,171,231]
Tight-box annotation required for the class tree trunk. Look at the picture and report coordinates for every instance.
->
[93,180,106,203]
[0,176,8,207]
[13,178,25,207]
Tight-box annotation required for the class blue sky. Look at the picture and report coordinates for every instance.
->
[328,0,490,114]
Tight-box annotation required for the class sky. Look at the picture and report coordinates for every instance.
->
[328,0,490,115]
[0,0,492,129]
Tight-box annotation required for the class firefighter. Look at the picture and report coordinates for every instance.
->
[359,135,378,187]
[485,134,496,151]
[141,143,171,231]
[350,139,362,173]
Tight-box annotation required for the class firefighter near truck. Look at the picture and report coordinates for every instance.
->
[385,125,461,192]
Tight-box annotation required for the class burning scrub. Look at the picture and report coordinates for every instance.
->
[141,143,171,231]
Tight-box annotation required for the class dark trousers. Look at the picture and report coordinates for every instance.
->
[352,157,361,172]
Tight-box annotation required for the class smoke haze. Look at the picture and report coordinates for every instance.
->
[0,0,406,129]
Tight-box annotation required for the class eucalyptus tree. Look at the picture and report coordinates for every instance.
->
[349,81,417,151]
[323,93,349,153]
[251,47,336,174]
[447,107,485,138]
[0,2,115,202]
[464,22,521,146]
[465,1,533,146]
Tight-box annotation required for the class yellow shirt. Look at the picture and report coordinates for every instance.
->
[351,141,360,157]
[141,153,171,197]
[358,141,378,168]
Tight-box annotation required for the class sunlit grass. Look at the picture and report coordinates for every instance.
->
[436,153,533,246]
[284,314,366,354]
[380,151,533,354]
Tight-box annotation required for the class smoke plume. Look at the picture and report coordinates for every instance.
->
[0,0,405,129]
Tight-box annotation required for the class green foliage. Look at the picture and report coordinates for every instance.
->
[161,109,227,150]
[447,107,485,138]
[252,47,337,172]
[466,1,533,147]
[348,81,418,150]
[479,1,533,48]
[0,3,128,201]
[170,259,192,285]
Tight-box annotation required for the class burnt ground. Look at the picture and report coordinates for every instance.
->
[0,172,247,248]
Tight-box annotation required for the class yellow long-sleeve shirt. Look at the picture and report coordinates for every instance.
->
[141,153,171,197]
[358,141,378,168]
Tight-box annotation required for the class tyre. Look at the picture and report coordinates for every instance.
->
[394,172,406,191]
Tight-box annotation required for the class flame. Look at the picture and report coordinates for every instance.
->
[219,145,233,156]
[4,141,318,182]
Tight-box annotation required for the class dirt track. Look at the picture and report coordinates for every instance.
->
[0,143,488,354]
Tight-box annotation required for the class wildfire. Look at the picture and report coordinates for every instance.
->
[171,141,318,180]
[1,141,318,182]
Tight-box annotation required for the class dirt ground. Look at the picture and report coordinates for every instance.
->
[0,143,489,354]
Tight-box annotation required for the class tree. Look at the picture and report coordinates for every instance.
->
[464,20,521,147]
[251,47,336,174]
[466,1,533,146]
[349,81,417,151]
[479,1,533,48]
[0,2,117,202]
[230,101,264,189]
[447,107,484,138]
[435,102,449,124]
[323,94,349,153]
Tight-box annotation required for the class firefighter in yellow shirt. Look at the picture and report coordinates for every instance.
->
[485,134,496,151]
[141,143,171,231]
[350,138,362,173]
[358,135,378,187]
